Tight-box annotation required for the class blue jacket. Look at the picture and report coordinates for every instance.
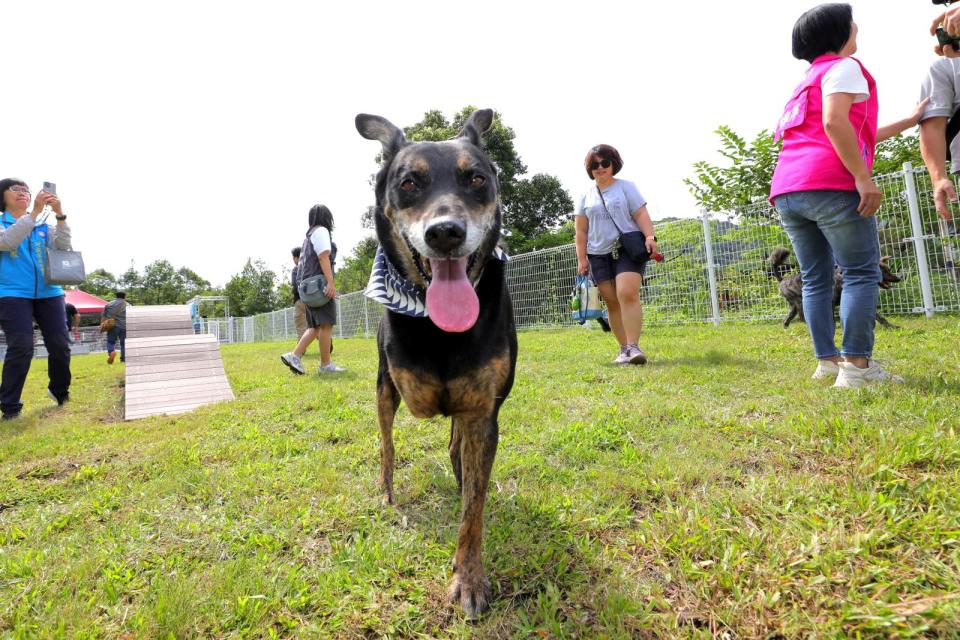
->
[0,211,70,299]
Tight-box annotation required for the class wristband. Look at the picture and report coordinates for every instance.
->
[55,214,67,221]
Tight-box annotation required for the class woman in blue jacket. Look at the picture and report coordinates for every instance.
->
[0,178,74,420]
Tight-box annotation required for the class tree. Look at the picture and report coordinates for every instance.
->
[369,107,573,253]
[119,263,144,303]
[140,259,180,305]
[686,126,923,219]
[337,236,379,294]
[83,268,118,299]
[684,126,781,219]
[873,133,922,176]
[224,259,281,316]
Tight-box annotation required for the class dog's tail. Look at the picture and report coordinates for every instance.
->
[768,247,793,282]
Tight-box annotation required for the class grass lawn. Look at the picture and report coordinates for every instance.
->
[2,318,960,638]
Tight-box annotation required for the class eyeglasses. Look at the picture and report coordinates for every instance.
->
[590,159,612,170]
[8,186,30,194]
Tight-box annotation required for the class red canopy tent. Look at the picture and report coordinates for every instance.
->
[65,289,108,314]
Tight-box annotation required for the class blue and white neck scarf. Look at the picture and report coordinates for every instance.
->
[364,245,509,318]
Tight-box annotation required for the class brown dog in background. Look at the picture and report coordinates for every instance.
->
[768,247,901,328]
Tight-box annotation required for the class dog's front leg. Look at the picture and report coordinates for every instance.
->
[448,412,498,619]
[784,306,799,327]
[449,421,463,492]
[377,369,400,506]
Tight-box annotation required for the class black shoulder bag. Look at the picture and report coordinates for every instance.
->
[597,186,649,262]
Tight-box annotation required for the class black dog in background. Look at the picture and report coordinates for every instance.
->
[768,247,901,328]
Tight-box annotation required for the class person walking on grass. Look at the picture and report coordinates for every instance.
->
[770,3,928,388]
[101,290,128,364]
[0,178,74,419]
[574,144,658,365]
[281,204,345,375]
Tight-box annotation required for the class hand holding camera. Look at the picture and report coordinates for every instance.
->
[932,1,960,56]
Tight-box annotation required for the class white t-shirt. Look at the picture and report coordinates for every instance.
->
[821,58,869,103]
[575,179,647,255]
[310,227,332,255]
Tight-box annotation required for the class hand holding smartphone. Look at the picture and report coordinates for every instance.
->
[42,181,57,196]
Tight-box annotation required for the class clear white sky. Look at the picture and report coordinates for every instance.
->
[3,1,944,286]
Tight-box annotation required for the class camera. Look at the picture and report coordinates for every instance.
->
[933,0,956,5]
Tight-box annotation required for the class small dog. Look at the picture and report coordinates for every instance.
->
[356,110,517,619]
[768,247,901,328]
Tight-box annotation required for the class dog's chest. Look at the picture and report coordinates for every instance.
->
[389,353,512,419]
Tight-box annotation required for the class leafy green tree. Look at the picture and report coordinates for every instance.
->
[119,264,144,303]
[684,126,781,219]
[686,126,922,219]
[337,236,379,294]
[176,267,211,302]
[82,268,118,299]
[369,107,573,253]
[140,260,180,305]
[873,133,922,176]
[224,259,281,316]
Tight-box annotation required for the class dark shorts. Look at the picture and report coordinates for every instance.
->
[588,251,647,283]
[305,300,337,327]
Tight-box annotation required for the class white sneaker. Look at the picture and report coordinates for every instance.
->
[833,361,904,389]
[627,345,647,365]
[280,353,305,375]
[811,359,840,380]
[319,362,346,373]
[613,347,631,365]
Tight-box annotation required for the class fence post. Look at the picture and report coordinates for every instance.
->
[337,303,343,338]
[902,162,937,318]
[701,210,721,326]
[363,301,370,337]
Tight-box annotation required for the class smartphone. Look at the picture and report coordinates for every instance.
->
[42,181,57,196]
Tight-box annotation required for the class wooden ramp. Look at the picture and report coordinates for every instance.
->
[124,306,234,420]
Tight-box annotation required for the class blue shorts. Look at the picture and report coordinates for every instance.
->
[588,251,647,284]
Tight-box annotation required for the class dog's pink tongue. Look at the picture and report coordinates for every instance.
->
[426,257,478,333]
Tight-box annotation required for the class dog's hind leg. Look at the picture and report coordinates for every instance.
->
[876,313,898,329]
[377,368,400,506]
[783,306,799,327]
[448,412,498,619]
[449,422,463,492]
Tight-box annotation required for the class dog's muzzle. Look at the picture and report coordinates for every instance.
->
[424,219,467,255]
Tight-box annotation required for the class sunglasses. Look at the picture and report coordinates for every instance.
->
[590,159,612,170]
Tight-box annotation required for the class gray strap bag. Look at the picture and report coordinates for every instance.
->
[45,248,86,285]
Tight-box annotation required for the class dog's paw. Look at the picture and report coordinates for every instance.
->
[381,490,395,507]
[448,566,491,620]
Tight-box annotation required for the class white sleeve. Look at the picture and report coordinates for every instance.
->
[821,58,869,103]
[310,227,332,255]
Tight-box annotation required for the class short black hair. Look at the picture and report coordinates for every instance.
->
[115,290,127,299]
[292,246,301,258]
[0,178,28,212]
[792,3,853,63]
[584,145,624,180]
[308,204,334,232]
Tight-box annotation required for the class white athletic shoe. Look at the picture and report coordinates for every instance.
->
[833,361,904,389]
[811,359,840,380]
[318,362,346,373]
[614,347,631,365]
[280,352,305,375]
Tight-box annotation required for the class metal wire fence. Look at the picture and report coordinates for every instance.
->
[202,164,959,344]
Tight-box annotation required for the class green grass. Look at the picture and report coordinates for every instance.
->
[2,318,960,638]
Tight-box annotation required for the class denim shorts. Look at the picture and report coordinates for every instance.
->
[588,251,647,283]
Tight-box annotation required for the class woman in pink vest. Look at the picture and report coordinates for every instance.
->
[770,3,925,389]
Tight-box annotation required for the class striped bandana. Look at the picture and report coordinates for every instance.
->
[364,245,509,318]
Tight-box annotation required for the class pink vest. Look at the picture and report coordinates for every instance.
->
[769,55,878,202]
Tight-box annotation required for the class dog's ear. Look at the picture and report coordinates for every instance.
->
[457,109,494,147]
[356,114,407,164]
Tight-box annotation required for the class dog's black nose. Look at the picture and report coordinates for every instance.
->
[424,220,467,254]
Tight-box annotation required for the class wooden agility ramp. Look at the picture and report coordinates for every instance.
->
[124,305,234,420]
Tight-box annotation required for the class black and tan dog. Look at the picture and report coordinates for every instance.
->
[355,109,517,619]
[768,247,901,328]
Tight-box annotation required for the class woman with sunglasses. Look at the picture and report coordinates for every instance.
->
[0,178,74,420]
[575,145,658,365]
[771,4,926,388]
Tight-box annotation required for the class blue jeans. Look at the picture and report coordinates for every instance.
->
[774,190,881,360]
[0,296,72,414]
[106,327,126,362]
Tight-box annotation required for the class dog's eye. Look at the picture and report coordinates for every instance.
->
[399,179,418,192]
[470,174,486,188]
